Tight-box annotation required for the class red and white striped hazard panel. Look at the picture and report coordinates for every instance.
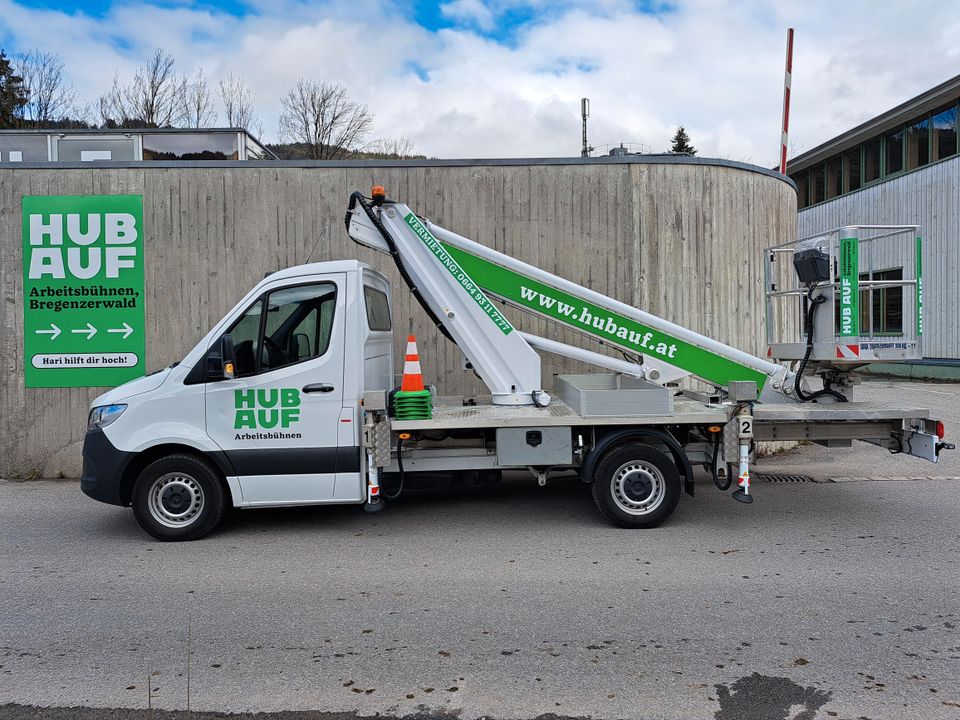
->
[836,344,860,359]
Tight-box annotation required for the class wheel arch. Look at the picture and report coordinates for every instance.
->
[583,428,694,497]
[119,443,234,506]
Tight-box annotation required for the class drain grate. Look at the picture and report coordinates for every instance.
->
[757,474,812,483]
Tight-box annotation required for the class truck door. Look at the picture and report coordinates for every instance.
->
[204,276,349,505]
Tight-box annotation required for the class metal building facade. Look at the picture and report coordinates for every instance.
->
[797,154,959,361]
[0,156,795,477]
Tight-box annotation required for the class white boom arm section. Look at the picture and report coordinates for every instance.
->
[346,192,794,405]
[348,193,548,405]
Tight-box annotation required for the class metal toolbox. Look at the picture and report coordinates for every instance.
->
[496,426,573,466]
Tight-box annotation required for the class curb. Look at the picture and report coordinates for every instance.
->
[829,475,960,483]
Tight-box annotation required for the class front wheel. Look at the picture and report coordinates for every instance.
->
[590,442,681,528]
[131,454,227,541]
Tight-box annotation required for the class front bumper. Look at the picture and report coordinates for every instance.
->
[80,428,133,506]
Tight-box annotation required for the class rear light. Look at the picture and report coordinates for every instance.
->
[936,421,945,439]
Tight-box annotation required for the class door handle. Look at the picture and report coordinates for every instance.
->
[302,383,335,393]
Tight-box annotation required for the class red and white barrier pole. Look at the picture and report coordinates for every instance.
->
[779,27,794,175]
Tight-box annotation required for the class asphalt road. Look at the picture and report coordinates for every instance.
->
[2,471,960,719]
[2,379,959,720]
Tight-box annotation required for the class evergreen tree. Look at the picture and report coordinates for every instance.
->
[669,125,697,155]
[0,50,29,128]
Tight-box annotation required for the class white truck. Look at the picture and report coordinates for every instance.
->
[81,188,952,540]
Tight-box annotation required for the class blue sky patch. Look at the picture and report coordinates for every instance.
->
[12,0,251,18]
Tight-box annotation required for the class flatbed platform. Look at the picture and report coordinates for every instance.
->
[752,402,929,422]
[390,396,727,431]
[389,396,929,432]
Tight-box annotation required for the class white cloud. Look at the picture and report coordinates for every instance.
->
[1,0,958,164]
[440,0,497,31]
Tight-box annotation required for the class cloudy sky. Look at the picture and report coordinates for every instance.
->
[1,0,958,163]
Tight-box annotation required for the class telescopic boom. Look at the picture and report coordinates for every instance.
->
[346,190,794,406]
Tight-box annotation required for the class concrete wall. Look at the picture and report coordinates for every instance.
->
[798,155,959,360]
[0,157,796,477]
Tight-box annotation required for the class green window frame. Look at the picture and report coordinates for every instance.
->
[794,100,959,209]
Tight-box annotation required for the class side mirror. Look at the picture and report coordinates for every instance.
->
[221,334,236,378]
[206,333,237,381]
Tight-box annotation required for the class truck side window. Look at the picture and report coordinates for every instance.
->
[227,299,263,377]
[260,283,337,373]
[363,285,391,331]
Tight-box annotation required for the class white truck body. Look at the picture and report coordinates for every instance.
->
[80,190,951,540]
[85,261,392,510]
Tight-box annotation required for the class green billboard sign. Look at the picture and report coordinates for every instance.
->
[22,195,145,388]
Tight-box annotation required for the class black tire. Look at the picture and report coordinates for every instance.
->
[590,442,681,528]
[131,454,227,541]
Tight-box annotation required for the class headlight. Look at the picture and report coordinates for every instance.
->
[88,404,127,431]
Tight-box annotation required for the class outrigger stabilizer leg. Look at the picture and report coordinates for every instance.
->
[731,403,754,504]
[363,449,384,512]
[732,438,753,504]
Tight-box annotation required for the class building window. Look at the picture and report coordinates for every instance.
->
[931,104,958,161]
[56,137,136,162]
[794,101,960,210]
[0,134,49,161]
[245,136,270,160]
[825,155,843,199]
[811,164,826,204]
[905,117,930,170]
[863,136,881,183]
[792,170,809,208]
[842,146,861,192]
[142,132,239,160]
[884,128,904,175]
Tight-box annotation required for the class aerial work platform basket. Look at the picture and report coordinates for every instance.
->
[765,225,923,369]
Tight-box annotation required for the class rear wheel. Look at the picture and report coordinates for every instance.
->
[131,454,226,541]
[591,442,681,528]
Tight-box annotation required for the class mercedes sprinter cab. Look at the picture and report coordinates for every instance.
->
[81,259,394,540]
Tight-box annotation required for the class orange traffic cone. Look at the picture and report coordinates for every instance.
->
[394,334,432,420]
[401,335,426,392]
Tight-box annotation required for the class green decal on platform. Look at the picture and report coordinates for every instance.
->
[22,195,146,388]
[916,236,923,336]
[441,243,769,391]
[838,236,859,337]
[403,212,513,335]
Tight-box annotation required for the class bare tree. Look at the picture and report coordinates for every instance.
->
[366,136,417,159]
[97,48,179,127]
[179,67,216,128]
[96,74,126,127]
[278,80,372,159]
[218,72,258,130]
[13,50,79,124]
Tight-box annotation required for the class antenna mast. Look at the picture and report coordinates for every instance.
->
[581,98,591,157]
